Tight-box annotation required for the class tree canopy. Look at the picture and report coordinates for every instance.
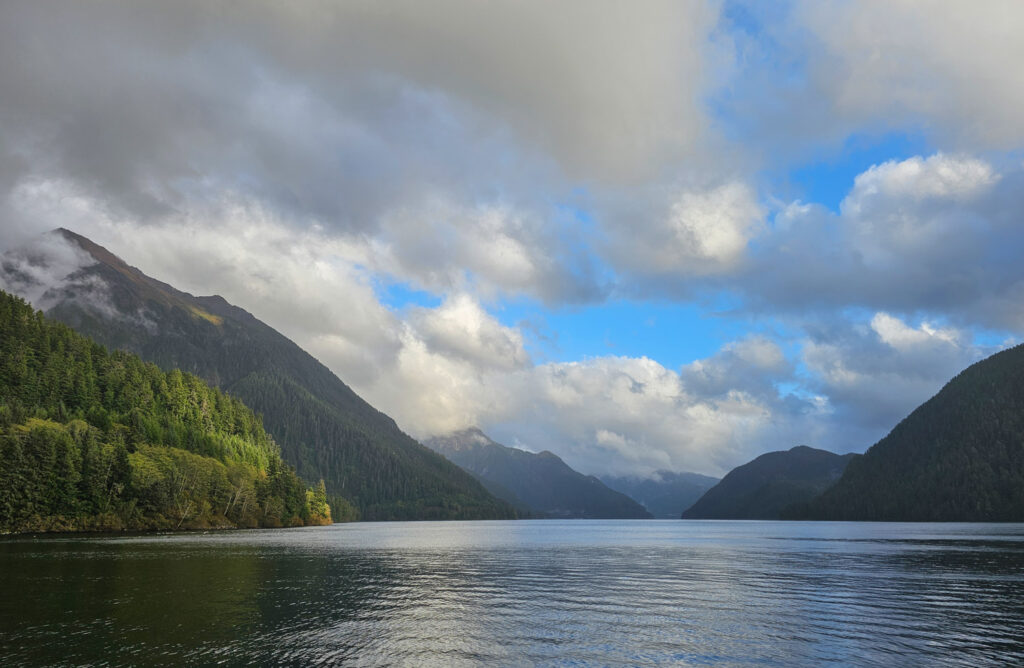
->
[0,289,335,532]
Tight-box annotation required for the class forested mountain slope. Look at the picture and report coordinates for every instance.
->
[425,428,652,519]
[681,446,856,520]
[790,343,1024,521]
[0,290,332,533]
[1,230,513,520]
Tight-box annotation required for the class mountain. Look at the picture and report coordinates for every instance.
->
[790,343,1024,521]
[424,428,652,519]
[0,289,331,532]
[0,230,514,521]
[600,471,719,519]
[681,446,857,520]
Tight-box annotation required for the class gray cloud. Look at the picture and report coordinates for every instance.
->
[741,155,1024,331]
[713,2,1024,166]
[600,154,1024,335]
[484,340,822,478]
[602,181,764,284]
[797,1,1024,151]
[4,2,1024,479]
[0,233,97,307]
[801,313,996,443]
[0,0,720,306]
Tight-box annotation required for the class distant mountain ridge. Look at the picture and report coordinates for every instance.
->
[681,446,856,520]
[0,229,514,521]
[600,471,719,519]
[790,343,1024,521]
[425,428,652,519]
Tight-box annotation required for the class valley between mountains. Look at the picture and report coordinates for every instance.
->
[3,228,1024,531]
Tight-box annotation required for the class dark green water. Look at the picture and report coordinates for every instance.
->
[2,520,1023,666]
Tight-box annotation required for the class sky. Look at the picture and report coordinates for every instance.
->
[2,1,1024,478]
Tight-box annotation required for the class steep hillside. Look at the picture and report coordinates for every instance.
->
[601,471,719,519]
[681,446,856,520]
[0,289,332,532]
[791,344,1024,521]
[0,230,513,520]
[425,428,652,519]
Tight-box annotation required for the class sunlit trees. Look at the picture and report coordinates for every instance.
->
[0,289,340,532]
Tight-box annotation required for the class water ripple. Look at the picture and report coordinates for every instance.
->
[2,521,1024,666]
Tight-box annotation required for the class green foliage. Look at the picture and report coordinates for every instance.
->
[0,290,336,533]
[305,479,332,526]
[791,344,1024,521]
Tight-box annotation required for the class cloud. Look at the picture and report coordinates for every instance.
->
[598,154,1024,333]
[802,312,991,437]
[716,2,1024,162]
[370,197,607,303]
[484,342,818,478]
[4,2,1024,482]
[0,230,164,331]
[605,181,765,283]
[797,0,1024,149]
[0,0,721,229]
[0,233,97,307]
[842,155,998,216]
[408,294,530,372]
[733,155,1024,330]
[681,336,790,399]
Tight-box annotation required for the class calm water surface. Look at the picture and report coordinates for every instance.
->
[2,520,1024,666]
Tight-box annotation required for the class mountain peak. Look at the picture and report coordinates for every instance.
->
[53,228,130,271]
[795,340,1024,521]
[424,429,652,519]
[3,232,514,520]
[682,446,857,520]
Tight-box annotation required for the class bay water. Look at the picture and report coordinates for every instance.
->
[2,520,1023,666]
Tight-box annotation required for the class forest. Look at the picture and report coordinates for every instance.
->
[0,289,334,533]
[788,342,1024,521]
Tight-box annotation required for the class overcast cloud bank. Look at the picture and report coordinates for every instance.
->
[2,1,1023,476]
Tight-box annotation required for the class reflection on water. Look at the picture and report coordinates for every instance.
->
[2,521,1024,666]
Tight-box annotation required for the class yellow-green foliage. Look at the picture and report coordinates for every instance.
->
[305,479,332,526]
[0,290,338,533]
[187,305,224,326]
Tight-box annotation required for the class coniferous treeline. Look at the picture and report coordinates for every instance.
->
[0,290,334,532]
[788,343,1024,521]
[681,446,856,519]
